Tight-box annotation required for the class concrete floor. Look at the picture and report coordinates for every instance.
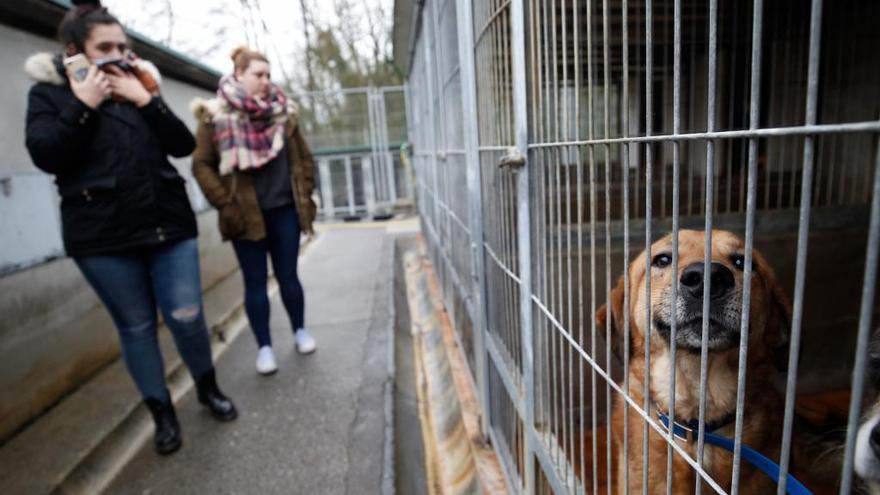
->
[106,227,397,495]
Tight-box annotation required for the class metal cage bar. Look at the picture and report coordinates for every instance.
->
[775,1,823,493]
[457,0,493,441]
[404,1,880,494]
[510,0,537,492]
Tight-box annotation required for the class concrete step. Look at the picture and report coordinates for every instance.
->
[0,264,254,495]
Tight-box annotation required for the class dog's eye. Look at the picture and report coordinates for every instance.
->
[652,253,672,268]
[731,254,745,271]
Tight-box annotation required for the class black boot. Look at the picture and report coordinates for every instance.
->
[144,396,182,455]
[196,369,238,421]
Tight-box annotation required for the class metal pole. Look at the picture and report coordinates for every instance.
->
[510,0,535,492]
[457,0,493,442]
[620,0,633,491]
[840,145,880,493]
[363,154,376,217]
[643,1,654,490]
[367,88,383,216]
[730,2,765,494]
[666,0,682,492]
[775,1,823,492]
[319,158,334,219]
[422,7,441,239]
[345,155,356,217]
[525,121,880,148]
[695,0,718,492]
[378,93,397,204]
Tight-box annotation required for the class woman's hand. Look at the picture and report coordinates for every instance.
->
[106,66,152,108]
[69,65,111,109]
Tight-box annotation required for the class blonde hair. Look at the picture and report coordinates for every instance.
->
[230,45,269,75]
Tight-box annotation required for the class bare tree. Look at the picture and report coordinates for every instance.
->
[172,5,230,62]
[104,0,399,90]
[299,0,317,93]
[163,0,174,46]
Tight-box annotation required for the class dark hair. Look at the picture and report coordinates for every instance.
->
[58,0,121,54]
[230,45,269,75]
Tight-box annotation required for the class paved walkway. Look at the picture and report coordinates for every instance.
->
[106,224,408,494]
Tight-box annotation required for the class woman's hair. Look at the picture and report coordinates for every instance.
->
[58,0,121,53]
[231,46,269,75]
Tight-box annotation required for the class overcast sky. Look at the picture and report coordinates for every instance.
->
[101,0,393,89]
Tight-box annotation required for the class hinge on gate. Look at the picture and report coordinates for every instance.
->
[470,242,480,282]
[498,147,526,171]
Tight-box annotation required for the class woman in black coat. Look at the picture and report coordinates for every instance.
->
[24,0,237,455]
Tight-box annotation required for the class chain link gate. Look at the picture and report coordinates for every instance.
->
[294,86,412,220]
[406,0,880,493]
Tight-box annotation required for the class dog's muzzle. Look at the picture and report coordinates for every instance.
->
[654,262,741,351]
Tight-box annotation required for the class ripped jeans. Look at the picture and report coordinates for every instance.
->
[75,237,214,402]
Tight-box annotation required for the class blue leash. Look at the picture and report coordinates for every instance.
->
[657,411,813,495]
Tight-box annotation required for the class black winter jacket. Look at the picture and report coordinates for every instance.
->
[24,52,198,257]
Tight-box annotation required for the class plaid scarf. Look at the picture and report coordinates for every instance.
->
[213,75,292,175]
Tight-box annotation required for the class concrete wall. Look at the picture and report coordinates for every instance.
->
[0,24,236,443]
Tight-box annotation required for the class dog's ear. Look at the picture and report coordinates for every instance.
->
[770,283,793,372]
[598,274,629,363]
[754,251,793,371]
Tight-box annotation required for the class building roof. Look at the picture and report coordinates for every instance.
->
[391,0,422,76]
[0,0,221,90]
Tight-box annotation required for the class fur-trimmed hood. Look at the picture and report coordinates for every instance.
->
[23,52,162,87]
[190,96,300,127]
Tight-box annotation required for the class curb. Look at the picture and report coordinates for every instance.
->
[382,238,398,495]
[403,241,509,495]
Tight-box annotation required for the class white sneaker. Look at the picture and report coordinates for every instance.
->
[294,329,317,354]
[256,346,278,375]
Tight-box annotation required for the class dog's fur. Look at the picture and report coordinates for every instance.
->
[854,333,880,494]
[857,403,880,494]
[597,230,791,494]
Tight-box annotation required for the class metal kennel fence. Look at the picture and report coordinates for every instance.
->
[293,86,413,220]
[405,0,880,493]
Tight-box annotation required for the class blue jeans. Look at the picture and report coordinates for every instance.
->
[75,237,214,402]
[232,204,305,349]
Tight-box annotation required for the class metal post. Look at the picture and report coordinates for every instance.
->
[695,1,718,491]
[366,89,379,215]
[368,88,388,214]
[345,155,356,217]
[319,158,334,219]
[643,1,655,489]
[378,89,398,204]
[403,82,417,206]
[841,145,880,493]
[422,5,441,236]
[510,0,535,492]
[457,0,492,441]
[378,90,393,208]
[363,155,377,217]
[776,2,823,492]
[666,0,682,491]
[729,2,765,495]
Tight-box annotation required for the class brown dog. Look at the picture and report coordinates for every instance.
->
[597,229,791,494]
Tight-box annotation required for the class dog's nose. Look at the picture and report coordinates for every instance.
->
[680,262,735,299]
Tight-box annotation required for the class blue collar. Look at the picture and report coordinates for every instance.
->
[655,407,737,441]
[656,410,813,495]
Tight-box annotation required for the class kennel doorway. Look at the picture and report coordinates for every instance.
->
[294,86,414,220]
